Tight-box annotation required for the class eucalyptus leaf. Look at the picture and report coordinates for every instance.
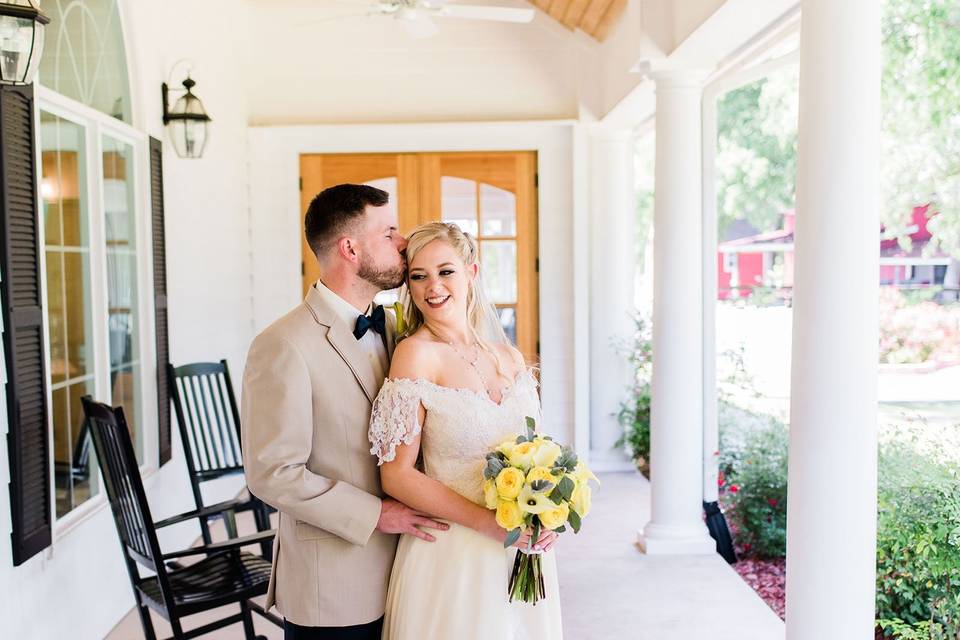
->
[504,527,522,548]
[530,479,555,493]
[568,509,582,533]
[556,475,575,501]
[484,458,505,480]
[548,486,564,504]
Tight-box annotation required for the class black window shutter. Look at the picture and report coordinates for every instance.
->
[0,84,51,565]
[150,137,171,466]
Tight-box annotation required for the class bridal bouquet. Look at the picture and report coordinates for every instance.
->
[482,417,598,604]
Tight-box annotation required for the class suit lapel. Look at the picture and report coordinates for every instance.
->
[305,287,378,404]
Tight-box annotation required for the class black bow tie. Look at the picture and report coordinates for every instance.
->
[353,305,386,340]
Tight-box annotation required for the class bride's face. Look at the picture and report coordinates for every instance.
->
[407,239,478,326]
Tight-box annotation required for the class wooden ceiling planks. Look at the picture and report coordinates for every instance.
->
[530,0,626,41]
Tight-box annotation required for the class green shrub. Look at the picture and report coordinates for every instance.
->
[719,411,789,559]
[616,384,650,477]
[616,316,653,476]
[876,446,960,638]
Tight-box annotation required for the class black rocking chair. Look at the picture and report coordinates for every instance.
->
[81,396,280,640]
[168,360,273,556]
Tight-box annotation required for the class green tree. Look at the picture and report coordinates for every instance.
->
[881,0,960,260]
[715,67,799,235]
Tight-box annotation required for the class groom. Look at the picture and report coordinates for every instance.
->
[242,184,447,640]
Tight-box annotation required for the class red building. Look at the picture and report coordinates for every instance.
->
[718,206,949,301]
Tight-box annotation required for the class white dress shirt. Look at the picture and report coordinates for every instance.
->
[315,280,389,384]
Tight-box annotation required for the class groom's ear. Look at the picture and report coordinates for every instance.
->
[337,236,359,264]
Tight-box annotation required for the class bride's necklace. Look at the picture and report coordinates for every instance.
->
[425,324,494,399]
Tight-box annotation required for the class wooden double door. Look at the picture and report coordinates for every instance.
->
[299,152,540,362]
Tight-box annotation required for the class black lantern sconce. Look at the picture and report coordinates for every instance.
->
[0,0,50,85]
[161,63,211,159]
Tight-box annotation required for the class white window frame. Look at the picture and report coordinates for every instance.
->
[35,86,158,539]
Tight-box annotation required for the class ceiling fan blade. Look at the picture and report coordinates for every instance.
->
[400,12,440,38]
[440,4,535,23]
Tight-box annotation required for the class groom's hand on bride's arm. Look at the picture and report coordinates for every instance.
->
[377,498,450,542]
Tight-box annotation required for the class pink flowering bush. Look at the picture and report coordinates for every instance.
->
[879,287,960,364]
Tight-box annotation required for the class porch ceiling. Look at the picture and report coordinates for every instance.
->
[528,0,628,42]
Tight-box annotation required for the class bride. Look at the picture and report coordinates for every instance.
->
[368,222,563,639]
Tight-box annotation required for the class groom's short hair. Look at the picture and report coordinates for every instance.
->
[304,183,390,257]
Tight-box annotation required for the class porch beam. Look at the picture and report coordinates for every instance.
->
[785,0,880,637]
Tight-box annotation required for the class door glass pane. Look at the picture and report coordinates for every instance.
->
[498,306,517,344]
[479,183,516,237]
[480,240,517,304]
[103,135,143,462]
[41,111,99,517]
[365,176,398,218]
[441,176,478,236]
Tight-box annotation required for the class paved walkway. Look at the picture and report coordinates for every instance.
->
[109,472,783,639]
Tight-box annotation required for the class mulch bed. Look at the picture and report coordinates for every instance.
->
[732,557,786,620]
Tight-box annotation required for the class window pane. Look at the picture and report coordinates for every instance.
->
[480,240,517,304]
[38,0,132,123]
[103,135,143,462]
[53,378,96,518]
[41,111,100,518]
[365,177,398,218]
[441,176,478,236]
[498,306,517,344]
[480,183,516,237]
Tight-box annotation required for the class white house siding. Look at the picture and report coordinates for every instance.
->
[0,2,254,638]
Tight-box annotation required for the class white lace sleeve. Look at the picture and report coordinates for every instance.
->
[368,378,423,465]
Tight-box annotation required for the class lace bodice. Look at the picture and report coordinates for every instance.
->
[369,370,541,506]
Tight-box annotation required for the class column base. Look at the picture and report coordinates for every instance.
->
[637,522,716,555]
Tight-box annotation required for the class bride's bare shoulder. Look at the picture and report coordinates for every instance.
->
[390,331,443,380]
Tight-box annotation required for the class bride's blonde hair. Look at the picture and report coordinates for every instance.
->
[398,222,511,376]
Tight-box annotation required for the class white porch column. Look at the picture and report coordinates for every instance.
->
[639,70,714,555]
[786,0,880,637]
[588,129,636,470]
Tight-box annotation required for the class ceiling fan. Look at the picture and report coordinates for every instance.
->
[328,0,536,38]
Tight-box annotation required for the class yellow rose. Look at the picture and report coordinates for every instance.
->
[495,439,516,458]
[570,482,592,518]
[495,499,525,531]
[517,484,556,515]
[538,501,570,530]
[526,466,557,486]
[574,461,599,486]
[508,441,537,468]
[532,439,562,467]
[495,467,525,500]
[483,478,499,509]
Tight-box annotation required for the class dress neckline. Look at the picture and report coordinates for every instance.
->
[387,368,532,409]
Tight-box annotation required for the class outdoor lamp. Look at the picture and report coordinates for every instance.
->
[161,70,211,159]
[0,0,50,85]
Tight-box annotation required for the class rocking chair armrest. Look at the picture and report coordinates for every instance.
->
[161,529,276,560]
[153,497,250,529]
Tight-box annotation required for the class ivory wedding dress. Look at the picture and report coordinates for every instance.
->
[369,369,563,640]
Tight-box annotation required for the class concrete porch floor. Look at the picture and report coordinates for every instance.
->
[108,472,784,639]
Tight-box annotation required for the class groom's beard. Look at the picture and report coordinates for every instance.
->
[358,255,406,291]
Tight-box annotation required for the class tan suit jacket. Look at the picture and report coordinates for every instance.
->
[241,286,398,627]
